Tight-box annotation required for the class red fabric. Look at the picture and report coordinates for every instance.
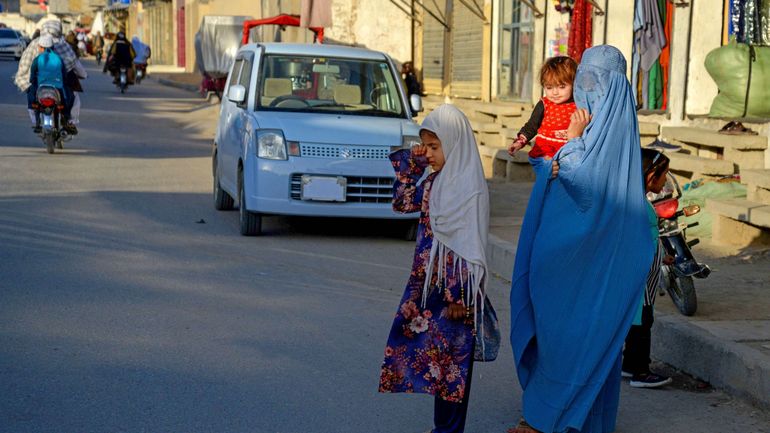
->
[660,1,673,111]
[568,0,593,63]
[530,97,577,159]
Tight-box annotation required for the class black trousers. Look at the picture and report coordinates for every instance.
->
[433,357,475,433]
[622,305,655,375]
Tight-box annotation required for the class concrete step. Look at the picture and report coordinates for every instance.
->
[707,198,770,247]
[741,169,770,204]
[639,121,661,136]
[666,152,735,178]
[662,126,768,150]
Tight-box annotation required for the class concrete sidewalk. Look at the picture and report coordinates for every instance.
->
[484,179,770,411]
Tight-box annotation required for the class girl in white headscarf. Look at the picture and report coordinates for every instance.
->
[379,104,495,433]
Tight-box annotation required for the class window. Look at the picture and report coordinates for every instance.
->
[226,59,244,97]
[497,1,534,101]
[237,58,253,106]
[256,54,405,118]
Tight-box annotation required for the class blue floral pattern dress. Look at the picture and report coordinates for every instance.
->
[378,149,475,403]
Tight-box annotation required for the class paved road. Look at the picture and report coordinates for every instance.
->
[1,58,768,433]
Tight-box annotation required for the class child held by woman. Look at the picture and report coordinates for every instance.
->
[508,56,579,161]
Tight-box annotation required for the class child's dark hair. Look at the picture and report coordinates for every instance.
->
[540,56,578,86]
[641,148,670,178]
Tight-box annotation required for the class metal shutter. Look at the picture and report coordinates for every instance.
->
[422,3,446,94]
[450,3,483,98]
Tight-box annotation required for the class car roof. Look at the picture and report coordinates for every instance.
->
[242,43,389,61]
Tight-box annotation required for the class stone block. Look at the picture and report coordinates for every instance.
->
[725,148,766,171]
[662,126,769,150]
[506,161,535,182]
[712,213,770,247]
[667,152,735,177]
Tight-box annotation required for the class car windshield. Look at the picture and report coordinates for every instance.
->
[257,54,405,118]
[0,29,18,39]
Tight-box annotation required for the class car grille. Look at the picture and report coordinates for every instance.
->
[300,143,391,160]
[290,174,394,204]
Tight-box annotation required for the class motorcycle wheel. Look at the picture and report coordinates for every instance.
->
[44,133,55,154]
[665,268,698,316]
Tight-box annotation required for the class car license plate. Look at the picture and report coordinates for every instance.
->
[300,175,347,202]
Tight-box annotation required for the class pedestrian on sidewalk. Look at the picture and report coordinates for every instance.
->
[379,104,497,433]
[622,149,674,389]
[508,56,578,163]
[508,45,654,433]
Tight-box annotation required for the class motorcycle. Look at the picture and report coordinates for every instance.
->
[32,85,71,154]
[118,66,128,93]
[134,62,147,84]
[652,173,711,316]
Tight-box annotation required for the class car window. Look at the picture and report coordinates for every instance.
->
[226,59,244,98]
[0,29,18,39]
[256,54,405,118]
[237,58,253,107]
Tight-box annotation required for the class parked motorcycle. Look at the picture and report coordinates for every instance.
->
[32,85,71,154]
[135,62,147,84]
[652,173,711,316]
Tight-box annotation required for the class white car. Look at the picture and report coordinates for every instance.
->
[0,28,24,60]
[213,43,423,236]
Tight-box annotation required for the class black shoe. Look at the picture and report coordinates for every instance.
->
[33,125,42,134]
[629,372,672,388]
[64,123,78,135]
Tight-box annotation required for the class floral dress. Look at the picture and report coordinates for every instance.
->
[378,149,475,404]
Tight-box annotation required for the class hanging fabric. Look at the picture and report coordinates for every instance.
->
[761,0,770,45]
[567,0,592,62]
[660,0,673,110]
[632,0,644,107]
[648,0,666,110]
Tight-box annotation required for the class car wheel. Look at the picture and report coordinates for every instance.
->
[238,169,262,236]
[212,152,234,210]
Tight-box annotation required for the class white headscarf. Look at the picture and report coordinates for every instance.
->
[420,104,490,311]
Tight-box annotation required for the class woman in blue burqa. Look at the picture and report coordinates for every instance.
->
[508,45,654,433]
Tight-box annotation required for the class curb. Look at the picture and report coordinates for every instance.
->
[485,232,770,410]
[652,314,770,410]
[156,78,200,93]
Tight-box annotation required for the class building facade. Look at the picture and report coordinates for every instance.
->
[410,0,747,125]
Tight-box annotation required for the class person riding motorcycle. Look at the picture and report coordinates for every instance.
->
[28,34,69,133]
[131,36,151,80]
[104,32,136,85]
[92,31,104,64]
[14,20,85,135]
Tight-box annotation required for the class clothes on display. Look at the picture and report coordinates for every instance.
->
[567,0,592,62]
[730,0,768,45]
[632,0,671,111]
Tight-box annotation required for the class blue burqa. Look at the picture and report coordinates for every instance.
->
[509,46,654,433]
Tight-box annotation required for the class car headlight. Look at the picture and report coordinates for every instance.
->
[256,130,287,160]
[391,135,421,152]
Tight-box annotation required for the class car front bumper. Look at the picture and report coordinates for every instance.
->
[242,154,417,220]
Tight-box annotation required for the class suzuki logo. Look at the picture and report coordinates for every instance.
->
[340,147,352,159]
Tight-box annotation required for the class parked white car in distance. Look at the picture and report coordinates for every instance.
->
[0,28,24,60]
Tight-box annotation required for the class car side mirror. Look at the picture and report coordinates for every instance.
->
[409,94,423,115]
[228,84,246,104]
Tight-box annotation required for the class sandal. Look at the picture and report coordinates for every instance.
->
[507,418,541,433]
[718,121,758,135]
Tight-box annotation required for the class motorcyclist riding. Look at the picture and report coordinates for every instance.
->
[28,34,68,133]
[14,20,86,135]
[104,32,136,86]
[131,36,151,81]
[93,31,104,65]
